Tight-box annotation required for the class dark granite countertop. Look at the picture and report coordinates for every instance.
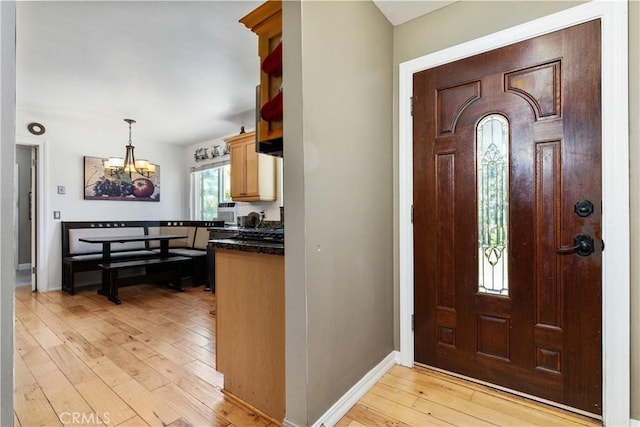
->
[208,220,283,232]
[208,238,284,256]
[208,225,241,231]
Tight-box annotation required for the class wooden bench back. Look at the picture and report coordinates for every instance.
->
[62,221,153,256]
[62,220,217,257]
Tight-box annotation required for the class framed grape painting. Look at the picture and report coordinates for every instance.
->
[83,156,160,201]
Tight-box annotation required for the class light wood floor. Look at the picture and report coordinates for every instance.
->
[338,365,601,427]
[14,283,272,427]
[14,284,601,427]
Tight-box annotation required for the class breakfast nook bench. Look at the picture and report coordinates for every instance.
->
[62,220,215,296]
[99,256,191,304]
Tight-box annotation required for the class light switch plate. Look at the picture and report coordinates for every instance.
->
[57,185,65,195]
[53,211,60,219]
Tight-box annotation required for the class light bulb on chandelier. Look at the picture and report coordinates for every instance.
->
[104,119,155,179]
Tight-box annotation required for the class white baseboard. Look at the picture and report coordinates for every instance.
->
[310,350,400,427]
[282,351,399,427]
[630,418,639,427]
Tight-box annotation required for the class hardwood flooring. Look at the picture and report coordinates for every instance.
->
[338,365,601,427]
[14,283,275,427]
[14,284,601,427]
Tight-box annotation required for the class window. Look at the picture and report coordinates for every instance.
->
[477,114,510,295]
[190,163,231,220]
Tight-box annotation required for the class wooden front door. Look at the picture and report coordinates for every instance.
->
[413,20,602,415]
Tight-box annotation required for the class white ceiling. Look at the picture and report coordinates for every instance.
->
[372,0,455,26]
[16,1,453,147]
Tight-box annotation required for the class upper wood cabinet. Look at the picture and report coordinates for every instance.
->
[240,1,283,150]
[225,131,276,202]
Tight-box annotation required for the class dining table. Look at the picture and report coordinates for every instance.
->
[78,233,188,297]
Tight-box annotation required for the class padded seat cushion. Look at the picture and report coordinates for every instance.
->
[147,226,196,249]
[152,248,207,257]
[69,227,146,254]
[193,227,210,250]
[66,250,157,261]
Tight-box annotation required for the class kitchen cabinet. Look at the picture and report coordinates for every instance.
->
[216,248,284,422]
[240,0,283,151]
[225,131,276,202]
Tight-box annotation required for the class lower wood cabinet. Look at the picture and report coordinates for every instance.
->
[215,249,284,421]
[225,131,276,202]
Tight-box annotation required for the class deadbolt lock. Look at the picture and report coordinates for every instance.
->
[574,200,594,217]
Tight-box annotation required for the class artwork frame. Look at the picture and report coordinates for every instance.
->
[84,156,160,201]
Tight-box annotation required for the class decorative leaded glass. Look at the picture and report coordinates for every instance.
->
[477,114,509,295]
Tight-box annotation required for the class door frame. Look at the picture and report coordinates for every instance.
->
[398,1,629,425]
[15,137,48,293]
[13,163,19,270]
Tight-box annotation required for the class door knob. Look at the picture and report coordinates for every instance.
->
[557,234,594,256]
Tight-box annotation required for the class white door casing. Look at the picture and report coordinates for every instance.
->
[398,1,629,425]
[13,165,18,270]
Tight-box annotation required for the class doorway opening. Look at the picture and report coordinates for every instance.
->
[413,20,602,415]
[15,138,47,293]
[15,144,35,291]
[398,1,629,425]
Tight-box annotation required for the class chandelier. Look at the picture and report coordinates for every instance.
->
[105,119,155,179]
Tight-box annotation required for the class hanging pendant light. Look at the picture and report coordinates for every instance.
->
[105,119,154,179]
